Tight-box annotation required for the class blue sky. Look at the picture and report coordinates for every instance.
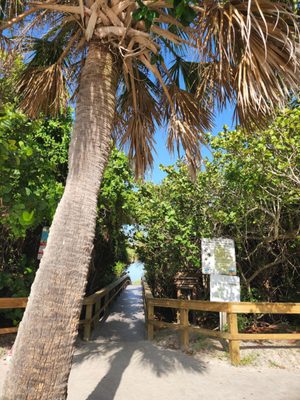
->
[146,107,234,183]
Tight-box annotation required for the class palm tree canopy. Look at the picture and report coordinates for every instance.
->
[1,0,299,175]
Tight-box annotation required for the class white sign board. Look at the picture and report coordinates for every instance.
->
[210,275,240,303]
[201,238,236,275]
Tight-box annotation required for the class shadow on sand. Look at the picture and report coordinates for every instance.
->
[71,286,206,400]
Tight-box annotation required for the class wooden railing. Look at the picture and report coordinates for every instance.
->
[0,274,131,340]
[0,298,28,334]
[80,274,131,340]
[142,279,300,366]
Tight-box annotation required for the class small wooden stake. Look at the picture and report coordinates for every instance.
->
[219,311,227,331]
[83,303,93,341]
[180,308,189,350]
[228,312,240,365]
[147,303,154,340]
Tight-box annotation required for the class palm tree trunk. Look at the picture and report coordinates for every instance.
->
[2,42,118,400]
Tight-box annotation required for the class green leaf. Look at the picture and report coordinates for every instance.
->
[132,8,146,21]
[181,7,197,25]
[26,147,33,156]
[21,210,35,223]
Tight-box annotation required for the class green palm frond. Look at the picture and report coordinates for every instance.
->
[21,19,79,68]
[168,57,203,95]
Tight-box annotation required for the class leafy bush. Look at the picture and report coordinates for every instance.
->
[113,261,128,278]
[0,105,72,325]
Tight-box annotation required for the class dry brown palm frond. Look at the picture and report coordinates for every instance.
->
[165,85,213,175]
[115,70,161,177]
[120,113,156,178]
[197,60,234,110]
[196,0,300,126]
[18,63,68,118]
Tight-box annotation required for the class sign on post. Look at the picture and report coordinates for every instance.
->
[210,274,241,331]
[37,227,49,260]
[201,238,236,275]
[201,238,239,331]
[210,275,241,303]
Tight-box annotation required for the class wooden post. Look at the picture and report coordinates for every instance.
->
[228,312,240,366]
[180,308,189,350]
[147,302,154,340]
[83,303,93,341]
[219,311,227,331]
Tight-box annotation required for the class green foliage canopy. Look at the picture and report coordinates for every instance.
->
[0,106,71,237]
[135,107,300,302]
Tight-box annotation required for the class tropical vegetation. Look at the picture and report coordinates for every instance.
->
[0,0,299,398]
[135,107,300,307]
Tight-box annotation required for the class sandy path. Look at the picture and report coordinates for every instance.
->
[0,286,299,399]
[67,286,300,400]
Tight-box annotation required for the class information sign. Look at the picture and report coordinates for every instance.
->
[210,275,240,303]
[201,238,236,275]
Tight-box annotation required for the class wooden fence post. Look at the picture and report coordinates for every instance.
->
[83,303,93,341]
[180,308,189,350]
[147,302,154,340]
[228,312,240,366]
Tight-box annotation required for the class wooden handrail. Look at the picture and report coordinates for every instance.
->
[142,280,300,366]
[0,298,28,309]
[0,274,131,339]
[80,274,131,340]
[147,297,300,314]
[0,298,28,335]
[83,275,130,304]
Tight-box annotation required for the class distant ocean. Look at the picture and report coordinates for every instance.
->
[127,261,144,283]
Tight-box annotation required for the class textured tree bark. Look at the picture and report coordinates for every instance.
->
[2,42,118,400]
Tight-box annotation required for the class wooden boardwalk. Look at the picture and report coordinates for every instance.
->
[67,285,300,400]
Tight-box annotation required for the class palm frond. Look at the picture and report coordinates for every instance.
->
[115,66,161,177]
[165,84,213,175]
[16,19,81,117]
[197,60,234,110]
[2,0,300,177]
[197,0,300,126]
[0,0,24,21]
[18,63,68,117]
[168,57,204,94]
